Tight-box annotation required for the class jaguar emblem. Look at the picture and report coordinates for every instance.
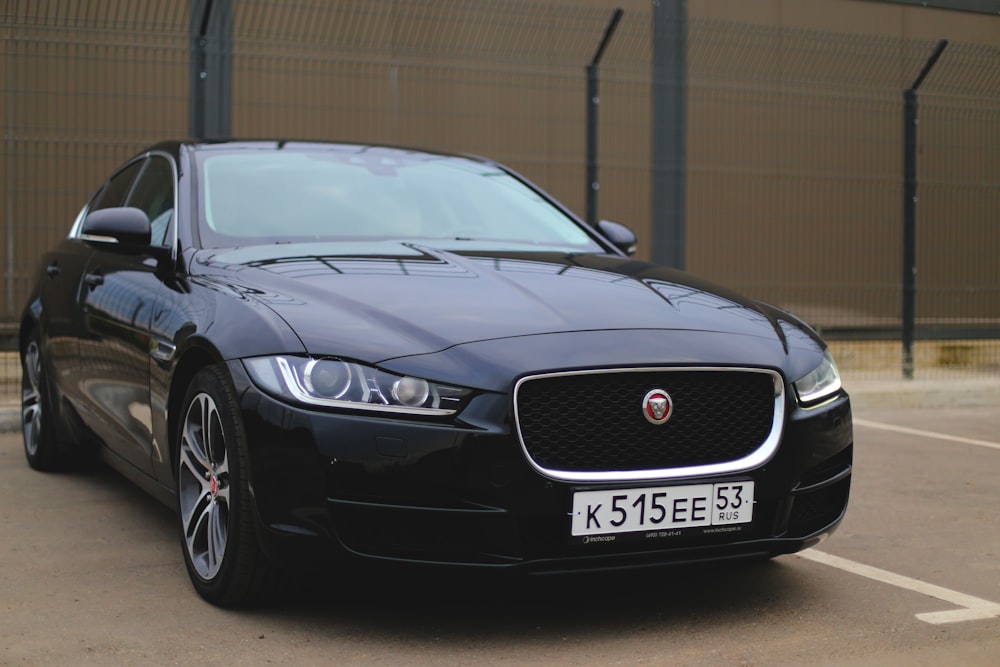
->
[642,389,673,425]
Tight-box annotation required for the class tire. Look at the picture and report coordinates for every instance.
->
[21,332,62,471]
[176,366,276,606]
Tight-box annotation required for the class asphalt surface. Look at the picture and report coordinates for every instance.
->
[1,376,999,665]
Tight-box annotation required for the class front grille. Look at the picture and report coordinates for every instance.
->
[515,368,778,475]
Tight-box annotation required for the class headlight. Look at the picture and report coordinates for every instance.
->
[793,349,843,406]
[243,356,471,415]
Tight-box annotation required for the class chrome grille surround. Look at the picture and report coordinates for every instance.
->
[513,367,785,483]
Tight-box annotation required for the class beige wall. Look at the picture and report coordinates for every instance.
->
[694,0,999,45]
[2,9,188,327]
[3,0,997,336]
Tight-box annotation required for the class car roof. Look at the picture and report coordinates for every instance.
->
[144,139,497,166]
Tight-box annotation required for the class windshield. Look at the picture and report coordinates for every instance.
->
[195,145,603,253]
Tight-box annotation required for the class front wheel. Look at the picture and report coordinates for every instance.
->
[176,366,276,606]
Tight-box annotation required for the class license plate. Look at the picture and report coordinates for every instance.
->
[571,481,754,537]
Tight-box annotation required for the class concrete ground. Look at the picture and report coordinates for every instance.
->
[1,391,998,665]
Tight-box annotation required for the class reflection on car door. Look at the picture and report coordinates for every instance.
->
[75,155,175,476]
[36,233,93,408]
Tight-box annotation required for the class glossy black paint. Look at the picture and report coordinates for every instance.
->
[234,362,851,570]
[21,140,853,575]
[81,207,153,246]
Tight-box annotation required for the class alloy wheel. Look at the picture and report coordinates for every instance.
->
[21,340,43,458]
[178,392,231,581]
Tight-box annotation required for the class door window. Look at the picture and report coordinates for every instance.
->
[91,159,145,211]
[126,156,175,247]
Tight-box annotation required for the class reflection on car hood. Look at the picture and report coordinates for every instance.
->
[196,242,819,368]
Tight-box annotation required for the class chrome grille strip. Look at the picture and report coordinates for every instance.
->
[513,367,785,483]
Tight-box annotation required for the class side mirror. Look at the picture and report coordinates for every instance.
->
[596,220,637,256]
[81,207,152,247]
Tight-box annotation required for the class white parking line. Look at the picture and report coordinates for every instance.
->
[798,549,1000,625]
[853,418,1000,451]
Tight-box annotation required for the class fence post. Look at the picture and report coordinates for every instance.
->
[190,0,233,139]
[902,39,947,379]
[650,0,687,269]
[586,9,624,225]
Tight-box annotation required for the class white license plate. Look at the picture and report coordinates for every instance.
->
[571,481,755,537]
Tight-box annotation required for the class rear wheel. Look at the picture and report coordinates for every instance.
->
[21,332,61,471]
[177,366,277,606]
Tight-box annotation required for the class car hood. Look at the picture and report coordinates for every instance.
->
[195,242,822,379]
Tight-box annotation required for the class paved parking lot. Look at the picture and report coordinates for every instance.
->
[1,397,998,665]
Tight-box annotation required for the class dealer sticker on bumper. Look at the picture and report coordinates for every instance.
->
[571,481,754,537]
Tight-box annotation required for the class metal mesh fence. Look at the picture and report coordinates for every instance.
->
[1,0,998,402]
[224,0,655,231]
[683,23,999,377]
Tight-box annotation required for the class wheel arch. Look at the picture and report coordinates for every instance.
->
[17,306,88,468]
[18,300,43,353]
[166,340,227,472]
[168,341,278,604]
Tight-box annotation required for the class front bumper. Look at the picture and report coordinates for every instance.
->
[229,361,853,572]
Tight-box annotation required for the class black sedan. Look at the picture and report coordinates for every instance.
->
[20,140,852,606]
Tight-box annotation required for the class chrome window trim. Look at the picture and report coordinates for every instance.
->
[67,204,89,238]
[513,366,786,483]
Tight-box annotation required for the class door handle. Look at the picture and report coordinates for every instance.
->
[84,273,104,288]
